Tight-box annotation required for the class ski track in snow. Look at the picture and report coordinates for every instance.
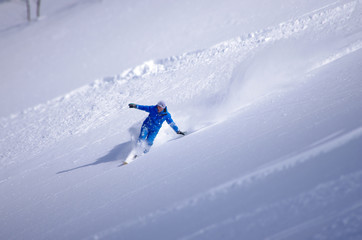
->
[90,126,362,240]
[179,172,362,240]
[0,0,359,167]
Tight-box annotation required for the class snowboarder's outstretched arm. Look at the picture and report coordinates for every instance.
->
[166,116,185,135]
[128,103,186,135]
[128,103,152,112]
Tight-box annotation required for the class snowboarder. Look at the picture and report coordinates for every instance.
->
[128,101,185,155]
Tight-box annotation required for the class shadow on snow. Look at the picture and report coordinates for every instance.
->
[57,141,133,174]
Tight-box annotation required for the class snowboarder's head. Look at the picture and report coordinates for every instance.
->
[157,101,166,112]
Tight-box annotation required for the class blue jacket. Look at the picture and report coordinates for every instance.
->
[136,105,179,133]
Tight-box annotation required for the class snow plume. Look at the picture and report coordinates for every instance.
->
[224,39,314,112]
[178,0,359,121]
[220,0,361,115]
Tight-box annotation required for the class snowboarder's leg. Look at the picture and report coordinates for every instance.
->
[143,130,158,153]
[146,130,158,146]
[135,127,159,154]
[135,126,149,155]
[138,125,148,141]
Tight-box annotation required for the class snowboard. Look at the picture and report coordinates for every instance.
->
[119,151,138,166]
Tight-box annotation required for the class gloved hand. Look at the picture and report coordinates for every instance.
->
[128,103,137,108]
[177,130,186,136]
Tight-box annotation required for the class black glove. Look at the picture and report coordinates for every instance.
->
[177,130,186,136]
[129,103,137,108]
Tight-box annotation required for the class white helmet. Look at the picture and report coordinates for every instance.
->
[157,100,166,109]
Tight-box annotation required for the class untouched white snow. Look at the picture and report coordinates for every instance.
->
[1,0,362,239]
[0,0,347,117]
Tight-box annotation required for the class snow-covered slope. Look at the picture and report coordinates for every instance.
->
[0,0,351,117]
[1,0,362,239]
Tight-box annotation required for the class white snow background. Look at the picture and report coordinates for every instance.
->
[1,0,362,239]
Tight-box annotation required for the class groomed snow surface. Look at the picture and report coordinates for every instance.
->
[1,0,362,239]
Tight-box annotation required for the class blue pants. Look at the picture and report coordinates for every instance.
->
[137,126,159,153]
